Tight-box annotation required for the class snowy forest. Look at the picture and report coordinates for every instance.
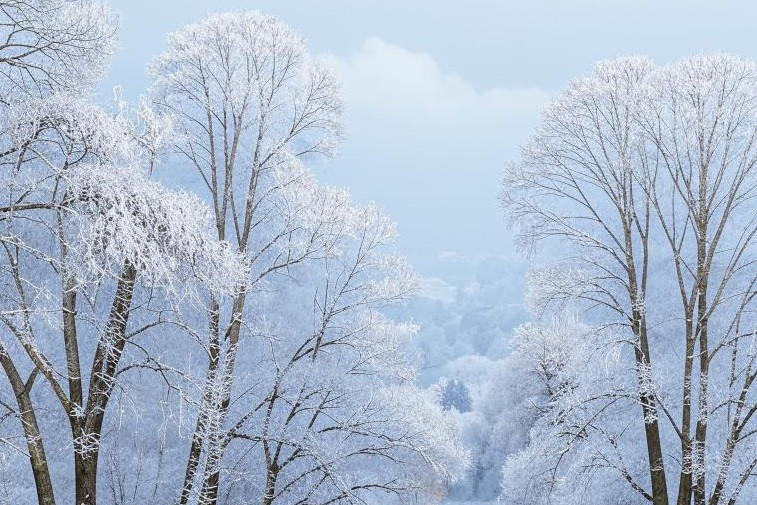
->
[2,2,757,505]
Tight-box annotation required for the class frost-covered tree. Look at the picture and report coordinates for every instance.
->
[444,316,593,503]
[0,4,246,505]
[501,56,668,505]
[147,11,343,504]
[0,0,114,99]
[1,6,467,505]
[499,316,641,505]
[501,54,757,505]
[638,56,757,505]
[147,11,465,505]
[439,378,473,413]
[217,201,467,505]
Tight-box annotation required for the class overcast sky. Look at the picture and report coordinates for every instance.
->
[102,0,757,272]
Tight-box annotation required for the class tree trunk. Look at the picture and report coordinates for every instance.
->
[22,395,57,505]
[73,261,137,505]
[196,293,247,505]
[676,316,695,505]
[0,352,56,505]
[260,466,278,505]
[692,177,710,505]
[74,451,98,505]
[634,330,670,505]
[626,220,669,505]
[180,299,222,505]
[693,284,710,505]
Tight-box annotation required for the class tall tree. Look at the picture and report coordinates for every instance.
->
[501,56,669,505]
[149,12,466,505]
[0,4,245,505]
[501,54,757,505]
[0,7,468,504]
[148,11,343,504]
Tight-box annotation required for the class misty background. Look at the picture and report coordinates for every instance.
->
[98,0,757,388]
[103,0,757,274]
[79,2,757,503]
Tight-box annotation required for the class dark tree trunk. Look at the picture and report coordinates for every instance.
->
[0,353,56,505]
[74,451,98,505]
[73,261,137,505]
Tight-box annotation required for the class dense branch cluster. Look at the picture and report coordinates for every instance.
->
[0,4,467,505]
[500,54,757,505]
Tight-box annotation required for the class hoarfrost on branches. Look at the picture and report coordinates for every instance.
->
[500,53,757,505]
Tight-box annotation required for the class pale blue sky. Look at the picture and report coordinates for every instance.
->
[102,0,757,272]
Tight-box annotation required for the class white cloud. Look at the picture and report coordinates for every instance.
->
[322,37,547,121]
[317,38,549,270]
